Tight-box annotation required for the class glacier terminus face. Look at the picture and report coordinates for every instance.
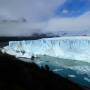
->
[2,37,90,63]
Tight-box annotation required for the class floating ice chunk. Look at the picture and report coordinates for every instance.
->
[84,77,90,82]
[68,75,76,78]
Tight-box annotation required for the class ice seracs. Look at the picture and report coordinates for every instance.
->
[2,36,90,63]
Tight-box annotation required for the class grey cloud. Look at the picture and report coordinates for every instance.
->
[0,0,65,21]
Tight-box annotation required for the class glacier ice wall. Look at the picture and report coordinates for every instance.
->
[2,37,90,62]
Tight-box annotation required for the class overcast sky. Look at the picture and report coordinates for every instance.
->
[0,0,90,36]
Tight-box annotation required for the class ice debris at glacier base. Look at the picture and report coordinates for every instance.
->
[2,36,90,63]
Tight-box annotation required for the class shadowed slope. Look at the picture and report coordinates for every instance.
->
[0,52,85,90]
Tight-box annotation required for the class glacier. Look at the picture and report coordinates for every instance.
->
[2,36,90,63]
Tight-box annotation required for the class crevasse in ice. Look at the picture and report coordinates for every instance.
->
[2,37,90,62]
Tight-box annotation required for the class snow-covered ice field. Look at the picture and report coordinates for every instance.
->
[3,36,90,63]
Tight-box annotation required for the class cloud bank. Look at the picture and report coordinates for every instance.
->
[44,12,90,33]
[0,0,65,21]
[0,0,90,36]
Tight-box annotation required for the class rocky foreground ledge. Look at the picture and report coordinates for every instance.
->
[0,51,86,90]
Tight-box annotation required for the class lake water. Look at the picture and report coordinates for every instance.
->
[19,55,90,89]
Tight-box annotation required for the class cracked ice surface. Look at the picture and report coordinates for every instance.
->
[2,36,90,63]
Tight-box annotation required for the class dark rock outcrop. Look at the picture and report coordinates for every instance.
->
[0,52,85,90]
